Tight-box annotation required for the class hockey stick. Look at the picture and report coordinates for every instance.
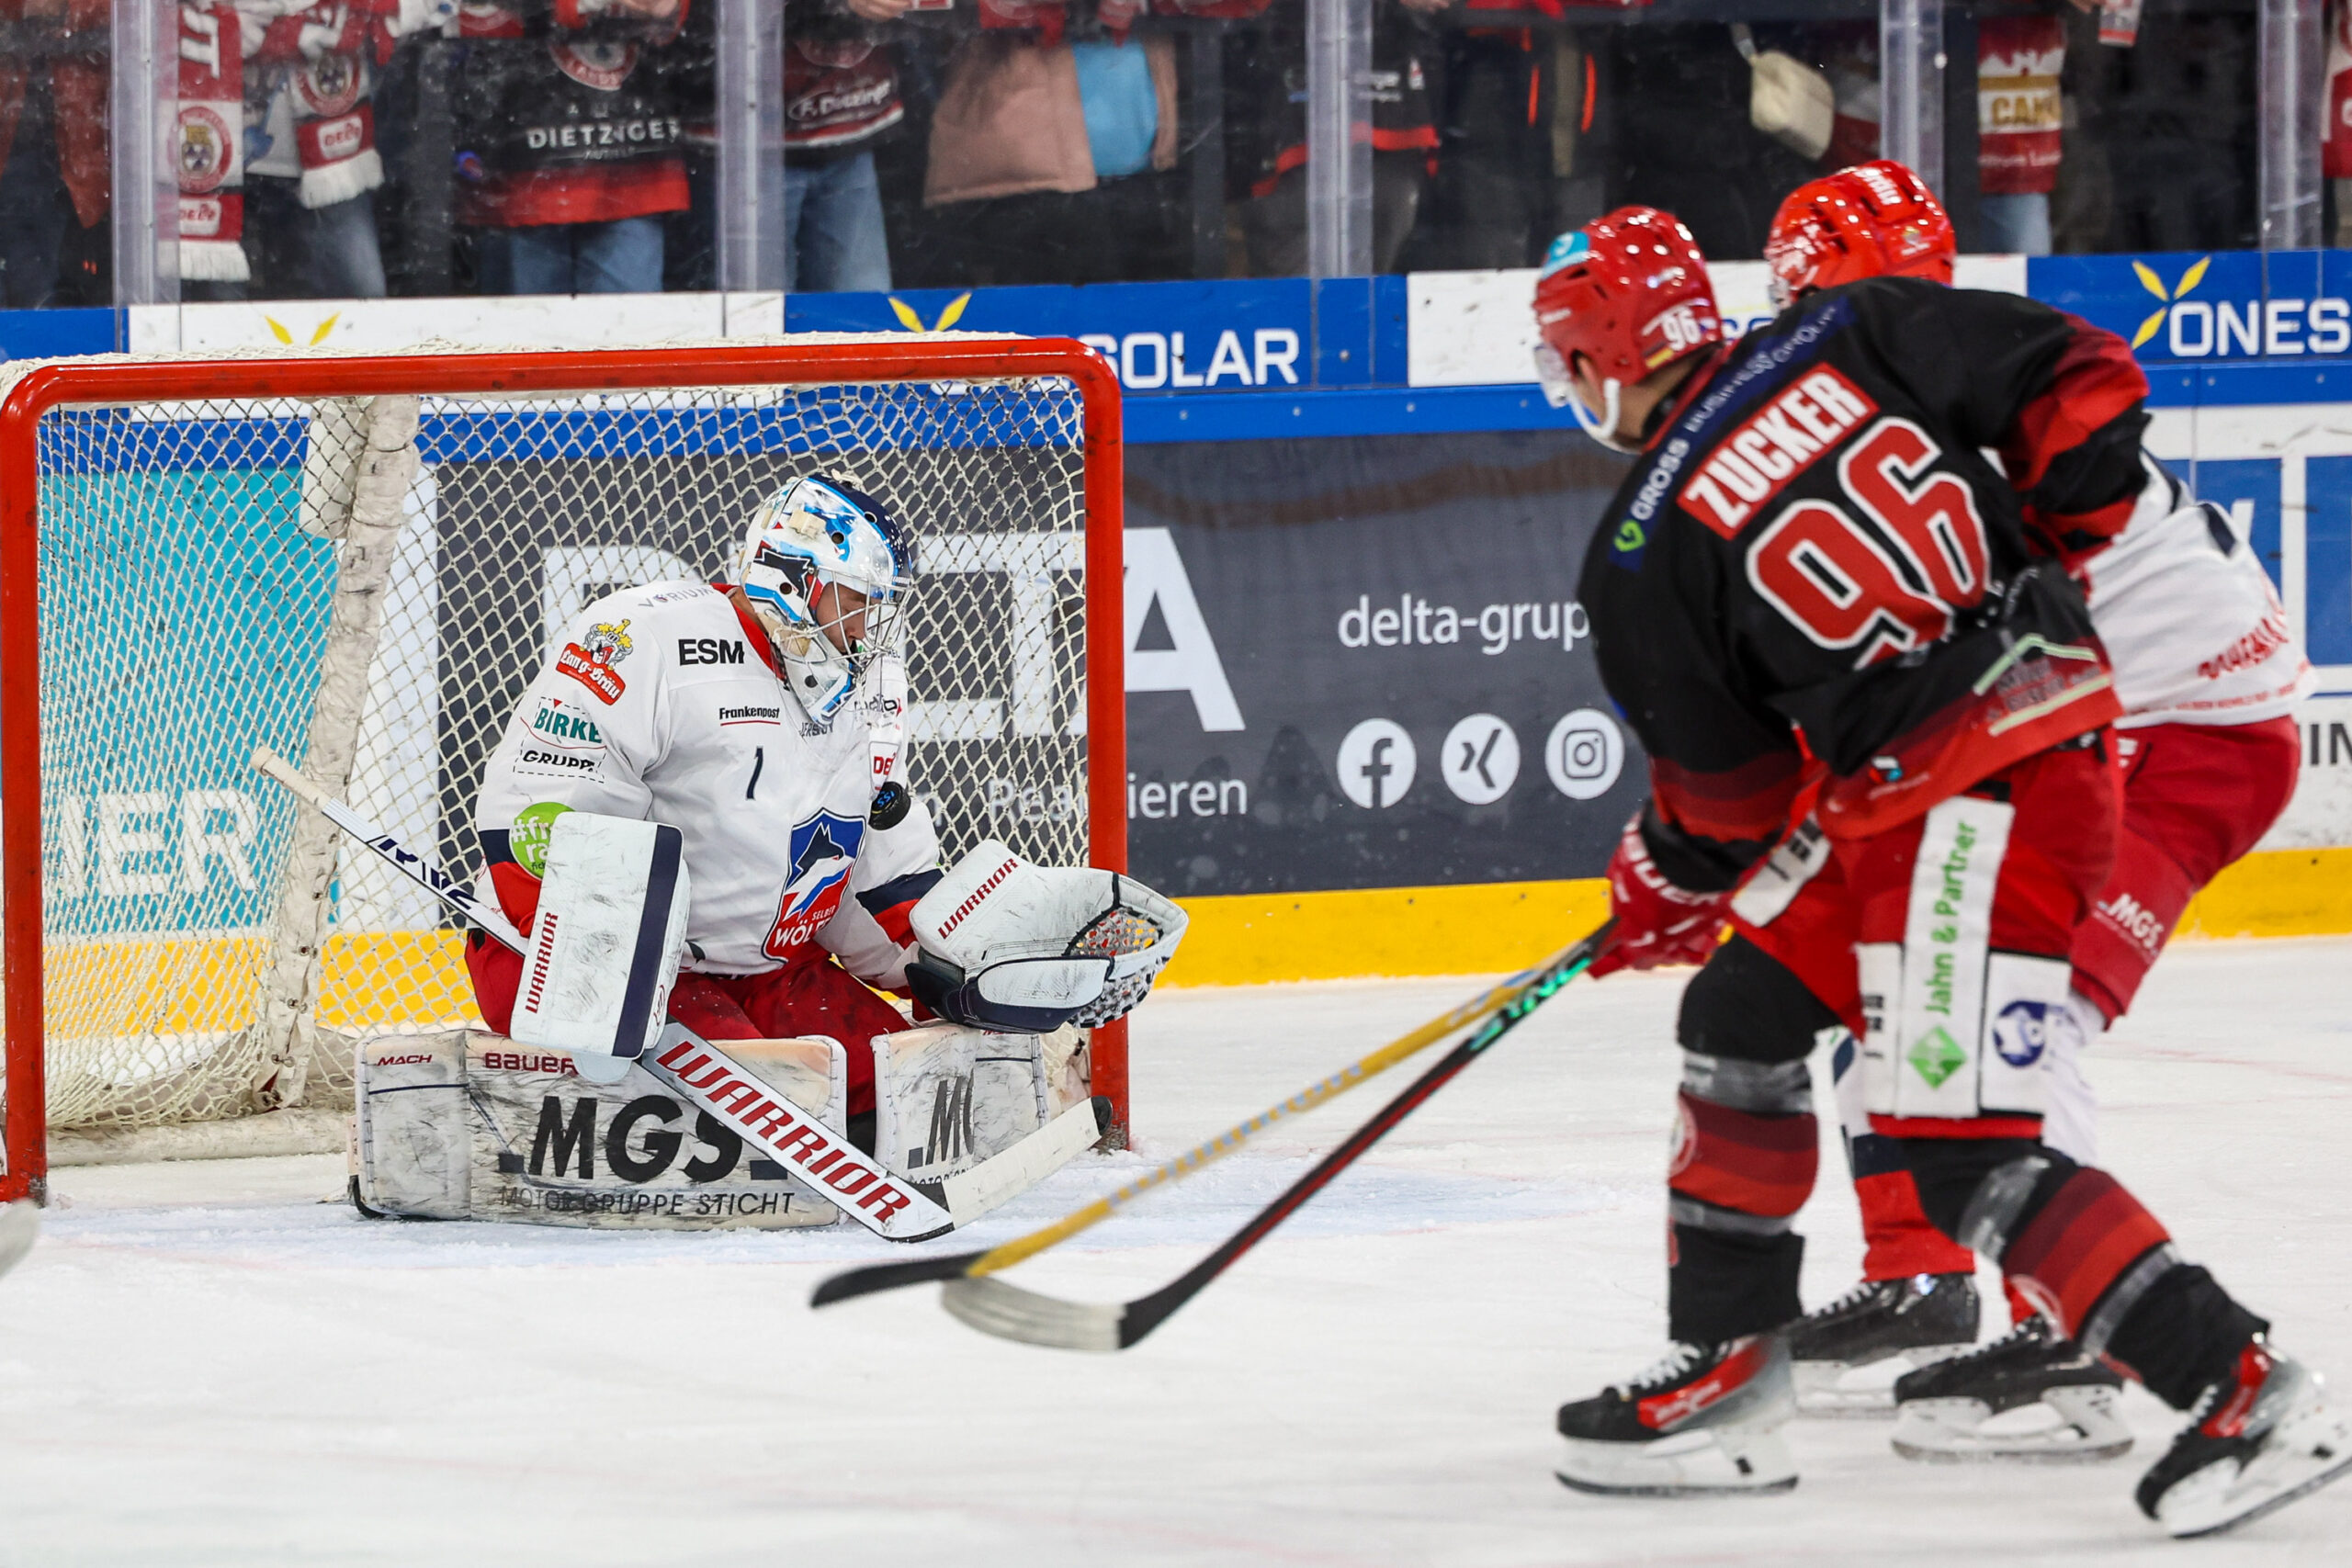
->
[809,921,1612,1310]
[929,920,1611,1350]
[250,745,1106,1242]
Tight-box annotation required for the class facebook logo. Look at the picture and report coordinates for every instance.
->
[1337,718,1417,808]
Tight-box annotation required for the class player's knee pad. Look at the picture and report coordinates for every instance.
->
[1679,934,1844,1066]
[1668,1054,1818,1234]
[1946,1155,2177,1352]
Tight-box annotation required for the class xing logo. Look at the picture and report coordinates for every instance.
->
[888,291,973,333]
[265,312,341,346]
[2130,256,2211,350]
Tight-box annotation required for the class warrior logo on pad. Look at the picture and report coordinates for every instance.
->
[1679,367,1878,538]
[762,808,866,957]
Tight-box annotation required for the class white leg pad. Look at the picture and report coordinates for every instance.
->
[872,1022,1064,1182]
[353,1031,848,1229]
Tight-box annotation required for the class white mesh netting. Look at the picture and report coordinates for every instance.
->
[9,355,1096,1134]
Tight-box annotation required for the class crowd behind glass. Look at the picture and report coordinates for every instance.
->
[0,0,2331,308]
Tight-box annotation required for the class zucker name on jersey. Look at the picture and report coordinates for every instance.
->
[468,474,939,1120]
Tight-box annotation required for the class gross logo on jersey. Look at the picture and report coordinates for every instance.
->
[761,808,867,958]
[1679,367,1878,537]
[557,619,633,705]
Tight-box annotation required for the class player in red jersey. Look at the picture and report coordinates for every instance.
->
[1532,204,2346,1535]
[1758,163,2312,1461]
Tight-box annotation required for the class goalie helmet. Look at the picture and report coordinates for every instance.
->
[1532,206,1722,453]
[1764,159,1955,310]
[735,474,918,723]
[903,843,1188,1034]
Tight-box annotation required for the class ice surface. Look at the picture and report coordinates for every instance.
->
[4,938,2347,1565]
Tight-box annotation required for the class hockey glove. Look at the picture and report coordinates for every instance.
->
[1589,810,1732,978]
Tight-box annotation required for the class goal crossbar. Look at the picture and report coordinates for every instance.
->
[0,336,1127,1205]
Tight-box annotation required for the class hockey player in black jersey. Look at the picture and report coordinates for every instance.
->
[1532,206,2350,1535]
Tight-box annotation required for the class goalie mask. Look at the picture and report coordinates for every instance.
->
[736,474,917,723]
[904,843,1189,1034]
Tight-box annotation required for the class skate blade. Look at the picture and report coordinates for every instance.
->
[1794,1347,1970,1419]
[2165,1412,2352,1539]
[1892,1386,2133,1466]
[1556,1429,1800,1497]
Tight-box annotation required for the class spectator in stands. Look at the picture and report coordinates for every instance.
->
[785,0,909,293]
[228,0,444,299]
[917,0,1181,288]
[1227,0,1442,276]
[455,0,693,295]
[0,0,108,309]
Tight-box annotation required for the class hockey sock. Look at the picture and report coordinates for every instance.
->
[2001,1168,2172,1336]
[1666,942,1830,1345]
[1668,1083,1817,1344]
[2099,1262,2272,1411]
[1831,1032,1978,1279]
[1670,1224,1806,1348]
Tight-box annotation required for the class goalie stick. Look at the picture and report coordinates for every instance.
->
[252,745,1107,1242]
[930,920,1611,1350]
[809,921,1613,1311]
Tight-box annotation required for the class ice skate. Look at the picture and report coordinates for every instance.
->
[1890,1314,2131,1462]
[1784,1272,1978,1416]
[1555,1335,1800,1496]
[2136,1341,2352,1538]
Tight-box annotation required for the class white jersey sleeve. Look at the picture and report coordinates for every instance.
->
[2084,458,2313,728]
[476,602,667,863]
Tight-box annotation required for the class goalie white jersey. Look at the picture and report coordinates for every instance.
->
[475,581,939,982]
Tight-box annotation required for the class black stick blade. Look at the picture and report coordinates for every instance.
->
[810,1248,989,1308]
[941,1276,1129,1352]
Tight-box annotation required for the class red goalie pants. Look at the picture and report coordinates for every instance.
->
[465,932,899,1115]
[1738,717,2301,1292]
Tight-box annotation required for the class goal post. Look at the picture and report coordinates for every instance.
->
[0,336,1127,1206]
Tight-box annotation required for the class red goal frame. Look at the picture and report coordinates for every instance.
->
[0,338,1127,1205]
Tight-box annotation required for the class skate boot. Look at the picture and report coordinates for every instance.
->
[1784,1271,1978,1416]
[2136,1340,2352,1538]
[1890,1314,2131,1462]
[1555,1335,1799,1496]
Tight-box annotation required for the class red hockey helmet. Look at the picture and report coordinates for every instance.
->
[1532,206,1721,449]
[1764,159,1955,309]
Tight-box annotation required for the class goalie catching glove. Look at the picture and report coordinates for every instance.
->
[904,842,1187,1033]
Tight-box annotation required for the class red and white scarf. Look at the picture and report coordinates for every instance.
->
[247,0,386,209]
[177,1,250,282]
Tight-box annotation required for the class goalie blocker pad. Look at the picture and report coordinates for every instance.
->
[353,1032,850,1229]
[510,812,693,1085]
[905,841,1187,1033]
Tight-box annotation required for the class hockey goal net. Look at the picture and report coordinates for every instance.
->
[0,336,1125,1202]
